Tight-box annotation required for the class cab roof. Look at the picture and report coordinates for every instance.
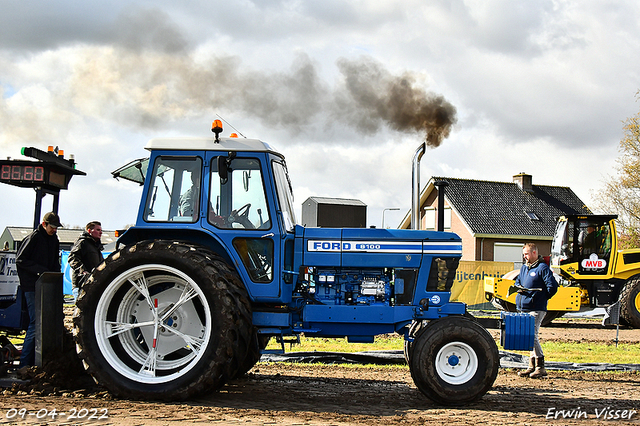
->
[558,214,618,221]
[145,137,283,157]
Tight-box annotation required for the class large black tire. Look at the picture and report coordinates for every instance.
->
[409,316,499,405]
[620,276,640,328]
[73,240,253,400]
[233,332,271,379]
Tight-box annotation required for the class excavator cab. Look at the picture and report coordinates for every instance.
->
[551,214,617,277]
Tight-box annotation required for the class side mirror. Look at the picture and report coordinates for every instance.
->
[243,170,251,192]
[217,156,228,184]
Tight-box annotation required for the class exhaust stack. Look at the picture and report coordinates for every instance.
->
[411,143,426,230]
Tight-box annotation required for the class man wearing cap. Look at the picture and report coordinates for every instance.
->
[68,221,104,302]
[15,211,62,367]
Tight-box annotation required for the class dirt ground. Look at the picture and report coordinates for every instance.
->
[0,318,639,425]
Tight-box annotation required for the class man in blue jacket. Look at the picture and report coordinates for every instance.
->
[515,242,558,378]
[16,212,62,367]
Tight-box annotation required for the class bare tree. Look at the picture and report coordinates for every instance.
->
[594,93,640,248]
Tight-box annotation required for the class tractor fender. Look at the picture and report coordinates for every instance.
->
[116,227,235,269]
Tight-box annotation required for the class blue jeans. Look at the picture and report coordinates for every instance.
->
[19,291,36,367]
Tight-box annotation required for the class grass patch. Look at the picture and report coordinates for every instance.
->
[529,341,640,364]
[265,333,639,365]
[265,334,404,353]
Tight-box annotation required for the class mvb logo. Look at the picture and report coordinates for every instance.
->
[581,253,607,269]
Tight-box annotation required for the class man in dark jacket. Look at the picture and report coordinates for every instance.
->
[515,242,558,379]
[68,221,104,301]
[16,211,62,367]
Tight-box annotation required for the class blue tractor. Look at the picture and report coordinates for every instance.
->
[73,122,501,404]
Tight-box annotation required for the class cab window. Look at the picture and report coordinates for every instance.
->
[208,157,271,230]
[272,160,297,232]
[577,221,611,260]
[144,157,202,222]
[233,238,273,282]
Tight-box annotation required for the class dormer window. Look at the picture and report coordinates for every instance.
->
[525,211,540,221]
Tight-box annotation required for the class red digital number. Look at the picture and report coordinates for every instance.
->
[23,166,33,180]
[34,166,44,181]
[11,165,21,180]
[0,164,46,183]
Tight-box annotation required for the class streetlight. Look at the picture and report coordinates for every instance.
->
[382,208,400,229]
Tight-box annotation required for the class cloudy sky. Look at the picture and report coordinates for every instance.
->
[0,0,638,231]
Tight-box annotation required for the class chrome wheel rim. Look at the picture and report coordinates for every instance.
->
[94,264,212,384]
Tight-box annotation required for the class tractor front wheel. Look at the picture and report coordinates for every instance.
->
[409,316,499,405]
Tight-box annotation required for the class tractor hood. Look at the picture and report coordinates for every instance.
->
[297,225,462,268]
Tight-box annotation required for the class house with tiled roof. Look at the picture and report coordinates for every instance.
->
[399,173,592,262]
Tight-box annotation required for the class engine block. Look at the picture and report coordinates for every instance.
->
[297,267,393,306]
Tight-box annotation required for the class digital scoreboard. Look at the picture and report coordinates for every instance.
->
[0,147,85,191]
[0,161,68,189]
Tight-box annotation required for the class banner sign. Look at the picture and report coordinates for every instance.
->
[0,251,19,301]
[450,260,516,309]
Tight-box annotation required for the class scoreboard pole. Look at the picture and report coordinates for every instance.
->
[33,187,60,230]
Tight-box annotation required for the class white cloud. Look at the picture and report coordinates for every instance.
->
[0,0,637,231]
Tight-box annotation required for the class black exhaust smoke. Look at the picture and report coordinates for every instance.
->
[334,56,457,146]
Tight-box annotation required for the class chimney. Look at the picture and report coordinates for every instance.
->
[434,180,448,232]
[513,172,533,193]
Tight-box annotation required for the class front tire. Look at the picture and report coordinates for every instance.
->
[409,316,499,405]
[73,240,252,400]
[620,276,640,328]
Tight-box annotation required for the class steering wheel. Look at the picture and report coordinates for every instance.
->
[228,203,255,229]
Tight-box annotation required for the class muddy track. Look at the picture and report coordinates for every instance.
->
[1,365,638,425]
[1,313,638,425]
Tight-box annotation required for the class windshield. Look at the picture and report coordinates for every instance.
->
[272,160,296,232]
[208,157,271,230]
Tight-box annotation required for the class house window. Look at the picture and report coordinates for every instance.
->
[494,242,524,267]
[424,207,451,230]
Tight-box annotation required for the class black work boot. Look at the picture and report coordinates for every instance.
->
[529,357,547,378]
[518,357,535,377]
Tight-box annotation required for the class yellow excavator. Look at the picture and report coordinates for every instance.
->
[485,214,640,327]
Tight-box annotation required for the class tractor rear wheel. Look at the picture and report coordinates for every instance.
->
[233,332,271,379]
[409,316,499,405]
[620,276,640,328]
[73,240,252,400]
